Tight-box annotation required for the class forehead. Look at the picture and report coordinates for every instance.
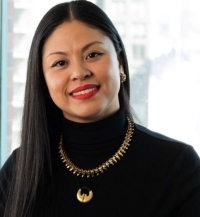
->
[43,20,108,48]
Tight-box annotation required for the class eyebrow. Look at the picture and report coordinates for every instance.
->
[46,41,103,58]
[82,41,103,52]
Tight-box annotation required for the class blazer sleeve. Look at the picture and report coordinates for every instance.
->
[0,149,18,215]
[175,145,200,216]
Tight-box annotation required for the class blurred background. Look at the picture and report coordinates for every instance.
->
[1,0,200,166]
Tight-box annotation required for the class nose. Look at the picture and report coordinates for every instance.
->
[70,62,91,81]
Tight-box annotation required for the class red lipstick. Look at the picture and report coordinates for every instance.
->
[70,84,100,100]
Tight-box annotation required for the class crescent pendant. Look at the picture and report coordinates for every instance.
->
[77,188,93,203]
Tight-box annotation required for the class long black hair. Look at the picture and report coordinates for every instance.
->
[4,1,132,216]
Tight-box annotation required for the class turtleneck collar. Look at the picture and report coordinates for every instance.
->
[62,109,127,146]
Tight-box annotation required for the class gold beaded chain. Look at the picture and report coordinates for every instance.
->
[58,117,134,178]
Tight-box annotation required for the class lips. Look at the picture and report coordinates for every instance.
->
[70,84,100,100]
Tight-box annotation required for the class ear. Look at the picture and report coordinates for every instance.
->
[117,55,123,69]
[118,56,126,83]
[118,57,124,74]
[119,66,126,83]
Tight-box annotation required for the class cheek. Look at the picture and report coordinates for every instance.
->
[98,65,120,97]
[99,57,120,80]
[106,61,121,86]
[44,72,65,93]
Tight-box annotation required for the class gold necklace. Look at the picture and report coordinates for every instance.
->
[58,117,134,203]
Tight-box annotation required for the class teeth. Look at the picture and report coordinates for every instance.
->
[72,87,97,96]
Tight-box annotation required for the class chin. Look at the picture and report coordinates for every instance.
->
[64,109,107,123]
[76,112,104,123]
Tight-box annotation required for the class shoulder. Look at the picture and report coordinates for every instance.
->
[0,148,19,173]
[135,123,187,144]
[0,148,19,212]
[132,122,200,180]
[132,123,200,171]
[0,148,19,187]
[130,124,200,214]
[134,123,194,154]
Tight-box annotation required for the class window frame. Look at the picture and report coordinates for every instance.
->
[0,0,8,167]
[0,0,2,166]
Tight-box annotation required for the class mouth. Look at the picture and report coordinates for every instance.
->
[70,84,100,100]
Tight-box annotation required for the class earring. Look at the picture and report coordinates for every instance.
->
[120,73,126,83]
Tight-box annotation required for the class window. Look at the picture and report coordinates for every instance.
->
[133,45,146,59]
[130,23,146,38]
[0,0,2,164]
[115,23,126,36]
[130,2,146,20]
[107,1,126,19]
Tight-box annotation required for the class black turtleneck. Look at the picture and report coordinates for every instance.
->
[62,109,127,170]
[52,110,200,217]
[55,109,130,212]
[1,110,200,217]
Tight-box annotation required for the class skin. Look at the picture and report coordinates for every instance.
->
[42,20,123,123]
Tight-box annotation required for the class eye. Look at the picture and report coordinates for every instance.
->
[51,60,67,67]
[86,52,103,59]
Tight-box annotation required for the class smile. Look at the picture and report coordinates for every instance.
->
[72,87,98,96]
[70,84,100,100]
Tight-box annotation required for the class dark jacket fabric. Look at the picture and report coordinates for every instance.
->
[0,110,200,217]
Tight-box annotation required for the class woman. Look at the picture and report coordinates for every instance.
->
[0,1,200,216]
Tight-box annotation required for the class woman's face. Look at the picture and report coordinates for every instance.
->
[42,20,121,123]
